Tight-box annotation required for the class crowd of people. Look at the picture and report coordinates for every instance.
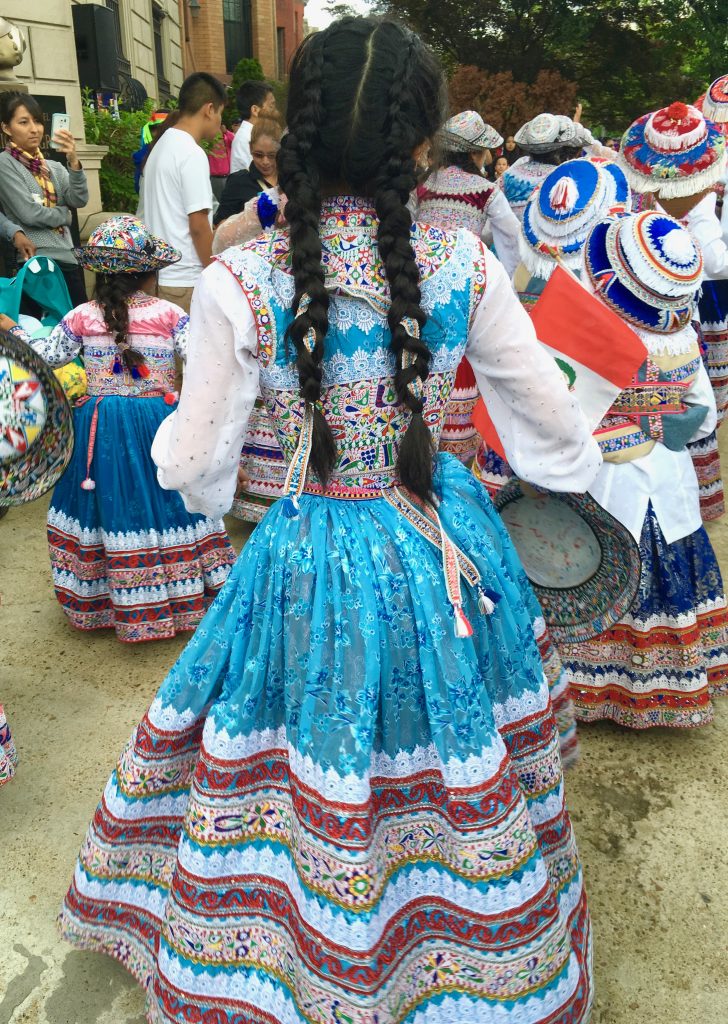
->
[1,14,728,1024]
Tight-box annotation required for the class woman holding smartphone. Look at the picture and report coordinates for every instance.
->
[0,94,89,303]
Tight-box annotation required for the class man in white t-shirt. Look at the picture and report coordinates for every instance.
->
[230,81,278,173]
[140,72,226,312]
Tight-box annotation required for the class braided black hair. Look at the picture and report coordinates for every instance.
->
[279,18,446,498]
[442,148,488,178]
[94,272,153,370]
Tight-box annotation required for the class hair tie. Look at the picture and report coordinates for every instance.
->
[400,315,420,339]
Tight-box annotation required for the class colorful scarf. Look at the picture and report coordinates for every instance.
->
[6,144,58,208]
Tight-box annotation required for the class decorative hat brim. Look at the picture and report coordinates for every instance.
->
[74,242,181,274]
[494,479,641,644]
[440,126,504,153]
[0,331,74,506]
[584,219,694,333]
[519,211,585,281]
[619,118,727,198]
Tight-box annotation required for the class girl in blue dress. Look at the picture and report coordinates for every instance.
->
[60,18,600,1023]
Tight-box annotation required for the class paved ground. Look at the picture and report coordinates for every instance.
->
[2,453,728,1024]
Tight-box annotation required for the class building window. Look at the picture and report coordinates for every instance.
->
[105,0,132,75]
[277,27,285,78]
[152,3,170,101]
[223,0,253,73]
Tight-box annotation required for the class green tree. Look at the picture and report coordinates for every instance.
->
[374,0,726,131]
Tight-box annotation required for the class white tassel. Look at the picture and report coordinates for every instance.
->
[549,175,579,213]
[453,603,473,638]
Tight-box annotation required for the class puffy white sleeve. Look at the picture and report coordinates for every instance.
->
[29,316,82,367]
[465,248,602,492]
[152,261,260,518]
[485,189,521,278]
[688,193,728,280]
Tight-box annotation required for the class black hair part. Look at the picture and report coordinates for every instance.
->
[178,72,226,115]
[441,148,486,177]
[540,143,585,166]
[94,273,153,370]
[279,17,446,498]
[236,81,274,120]
[0,92,44,130]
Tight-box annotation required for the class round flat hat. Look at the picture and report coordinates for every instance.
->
[0,329,74,506]
[494,479,641,643]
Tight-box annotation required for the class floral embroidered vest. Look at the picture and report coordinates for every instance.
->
[215,196,487,496]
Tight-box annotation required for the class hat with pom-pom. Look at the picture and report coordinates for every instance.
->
[619,101,726,198]
[520,157,631,279]
[584,210,702,333]
[439,111,503,153]
[702,74,728,124]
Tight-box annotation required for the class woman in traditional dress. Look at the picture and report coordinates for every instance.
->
[59,19,598,1022]
[413,110,521,466]
[564,210,728,728]
[502,113,595,223]
[474,156,631,496]
[619,100,728,520]
[6,216,236,642]
[0,324,75,786]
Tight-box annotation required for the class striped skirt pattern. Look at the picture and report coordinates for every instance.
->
[563,505,728,728]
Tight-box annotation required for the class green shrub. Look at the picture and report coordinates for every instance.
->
[83,98,156,213]
[224,58,288,126]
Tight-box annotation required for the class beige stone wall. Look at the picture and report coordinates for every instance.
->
[7,1,184,116]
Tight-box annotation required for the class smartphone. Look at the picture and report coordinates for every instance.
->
[50,112,70,149]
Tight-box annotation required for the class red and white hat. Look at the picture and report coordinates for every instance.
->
[619,101,726,198]
[703,74,728,124]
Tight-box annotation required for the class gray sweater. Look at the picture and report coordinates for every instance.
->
[0,151,89,265]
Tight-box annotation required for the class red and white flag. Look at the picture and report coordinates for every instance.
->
[473,265,647,458]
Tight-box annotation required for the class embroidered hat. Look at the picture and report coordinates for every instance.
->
[75,215,181,274]
[619,101,726,198]
[514,113,593,155]
[703,74,728,123]
[0,327,74,506]
[520,157,631,279]
[584,211,703,333]
[494,480,641,644]
[439,111,503,153]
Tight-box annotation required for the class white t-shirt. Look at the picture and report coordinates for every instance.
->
[230,121,253,173]
[140,128,213,287]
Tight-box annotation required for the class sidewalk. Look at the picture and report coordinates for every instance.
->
[1,474,727,1024]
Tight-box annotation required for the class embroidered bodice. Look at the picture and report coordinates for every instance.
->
[217,197,486,495]
[31,294,188,397]
[414,166,496,237]
[152,195,601,520]
[502,156,553,221]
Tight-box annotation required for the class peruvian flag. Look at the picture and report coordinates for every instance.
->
[473,265,647,458]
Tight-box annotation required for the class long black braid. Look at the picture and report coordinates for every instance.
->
[278,35,336,485]
[279,18,446,498]
[94,272,150,370]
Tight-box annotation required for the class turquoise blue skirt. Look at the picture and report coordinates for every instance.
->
[60,453,593,1023]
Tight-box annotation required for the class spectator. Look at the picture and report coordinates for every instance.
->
[0,93,89,303]
[230,81,278,173]
[208,125,236,202]
[503,134,521,164]
[140,72,226,313]
[214,118,282,225]
[493,155,509,178]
